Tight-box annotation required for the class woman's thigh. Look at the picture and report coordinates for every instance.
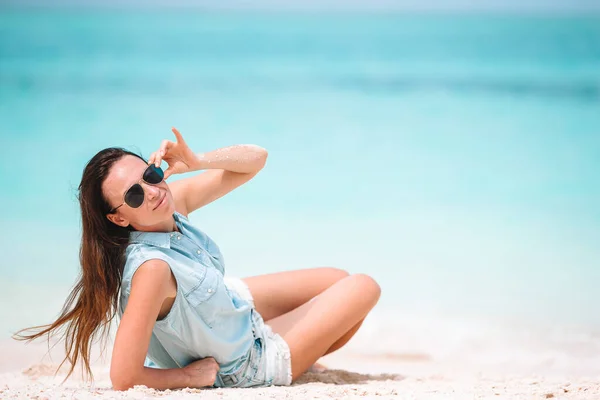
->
[242,267,348,321]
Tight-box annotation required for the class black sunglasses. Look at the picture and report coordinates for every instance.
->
[108,164,165,214]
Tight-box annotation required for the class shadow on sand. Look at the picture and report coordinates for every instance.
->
[294,369,404,385]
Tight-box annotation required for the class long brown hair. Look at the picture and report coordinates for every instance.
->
[12,148,145,383]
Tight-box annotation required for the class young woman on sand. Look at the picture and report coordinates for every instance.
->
[13,127,381,390]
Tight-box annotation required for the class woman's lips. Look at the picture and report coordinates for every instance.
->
[154,194,166,210]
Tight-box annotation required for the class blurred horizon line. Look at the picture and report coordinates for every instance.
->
[2,0,600,15]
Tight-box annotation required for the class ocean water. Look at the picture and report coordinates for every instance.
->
[1,10,600,374]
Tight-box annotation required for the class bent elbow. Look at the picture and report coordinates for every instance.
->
[111,377,134,392]
[110,368,136,391]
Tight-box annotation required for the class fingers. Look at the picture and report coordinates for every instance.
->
[147,151,157,166]
[147,151,161,168]
[148,140,174,168]
[147,127,184,171]
[159,139,172,157]
[163,167,173,180]
[171,127,186,144]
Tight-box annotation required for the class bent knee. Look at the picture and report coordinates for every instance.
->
[351,273,381,302]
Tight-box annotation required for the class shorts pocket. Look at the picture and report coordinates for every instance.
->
[218,338,265,388]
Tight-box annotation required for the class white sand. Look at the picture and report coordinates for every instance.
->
[1,341,598,399]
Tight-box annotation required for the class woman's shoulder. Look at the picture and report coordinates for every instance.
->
[123,242,172,280]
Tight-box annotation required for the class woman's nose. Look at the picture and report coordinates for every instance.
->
[144,183,160,199]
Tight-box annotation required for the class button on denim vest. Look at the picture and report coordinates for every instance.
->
[117,211,254,374]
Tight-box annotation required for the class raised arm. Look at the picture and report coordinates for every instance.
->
[110,259,218,391]
[147,127,268,216]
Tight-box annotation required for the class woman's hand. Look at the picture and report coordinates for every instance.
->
[182,357,220,388]
[148,127,200,180]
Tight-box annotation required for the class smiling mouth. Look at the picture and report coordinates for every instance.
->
[154,194,166,210]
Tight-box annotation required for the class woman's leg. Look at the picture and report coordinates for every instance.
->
[323,318,364,355]
[242,267,350,321]
[265,274,381,381]
[269,313,364,358]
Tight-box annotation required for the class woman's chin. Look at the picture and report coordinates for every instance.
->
[163,200,176,215]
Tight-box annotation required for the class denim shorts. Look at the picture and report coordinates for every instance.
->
[214,277,293,388]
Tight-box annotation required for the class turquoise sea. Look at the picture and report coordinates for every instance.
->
[1,10,599,373]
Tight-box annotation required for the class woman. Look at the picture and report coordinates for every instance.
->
[13,127,381,390]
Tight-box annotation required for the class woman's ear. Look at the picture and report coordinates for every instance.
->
[106,213,130,228]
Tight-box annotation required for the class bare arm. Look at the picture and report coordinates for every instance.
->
[110,260,217,391]
[170,145,267,216]
[148,128,268,216]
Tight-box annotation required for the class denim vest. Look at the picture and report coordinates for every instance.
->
[117,211,254,375]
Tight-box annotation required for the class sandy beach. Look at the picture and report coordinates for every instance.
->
[1,339,598,400]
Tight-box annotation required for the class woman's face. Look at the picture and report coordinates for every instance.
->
[103,155,175,230]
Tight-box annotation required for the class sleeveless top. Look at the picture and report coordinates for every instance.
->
[117,211,254,374]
